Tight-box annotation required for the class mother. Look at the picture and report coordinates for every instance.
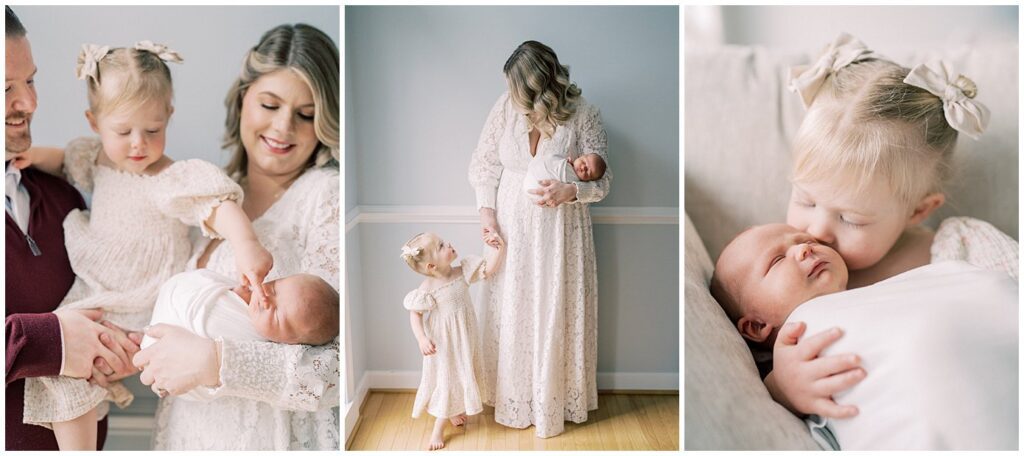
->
[468,40,611,438]
[129,24,340,450]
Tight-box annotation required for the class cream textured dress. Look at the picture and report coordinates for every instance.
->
[152,166,340,450]
[404,255,488,419]
[931,216,1018,280]
[468,92,610,438]
[23,137,242,428]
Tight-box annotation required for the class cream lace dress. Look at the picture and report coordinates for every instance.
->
[404,255,488,419]
[151,166,340,450]
[468,92,611,438]
[23,137,242,428]
[931,216,1018,280]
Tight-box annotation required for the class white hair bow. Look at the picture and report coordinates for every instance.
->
[789,32,876,109]
[76,44,110,82]
[134,40,184,64]
[400,245,421,259]
[903,60,990,140]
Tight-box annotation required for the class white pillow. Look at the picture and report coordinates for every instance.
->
[684,213,818,450]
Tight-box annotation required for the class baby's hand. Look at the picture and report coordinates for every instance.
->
[767,322,865,419]
[418,337,436,356]
[234,239,274,306]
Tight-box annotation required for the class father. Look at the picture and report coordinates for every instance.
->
[5,6,141,450]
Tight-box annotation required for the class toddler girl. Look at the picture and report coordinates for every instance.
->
[14,42,273,450]
[400,232,506,450]
[766,33,1018,421]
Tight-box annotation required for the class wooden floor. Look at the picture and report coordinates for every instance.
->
[347,391,679,451]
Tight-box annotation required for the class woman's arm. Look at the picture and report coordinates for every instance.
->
[470,94,509,243]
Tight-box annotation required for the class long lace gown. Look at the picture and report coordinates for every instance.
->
[151,166,340,450]
[468,92,611,438]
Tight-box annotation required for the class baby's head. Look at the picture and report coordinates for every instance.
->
[788,56,965,270]
[240,273,339,345]
[571,153,606,182]
[710,224,849,347]
[77,42,180,174]
[400,232,457,277]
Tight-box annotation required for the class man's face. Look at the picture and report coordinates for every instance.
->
[716,224,849,329]
[5,36,37,156]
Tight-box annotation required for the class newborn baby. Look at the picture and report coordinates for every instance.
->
[523,152,606,202]
[710,224,1017,450]
[142,269,339,399]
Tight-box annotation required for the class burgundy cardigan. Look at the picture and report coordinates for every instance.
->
[5,167,107,450]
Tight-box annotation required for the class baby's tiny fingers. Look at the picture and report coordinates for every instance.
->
[813,398,859,419]
[815,368,866,397]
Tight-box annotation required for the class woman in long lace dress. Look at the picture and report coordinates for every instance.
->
[468,41,611,439]
[130,24,340,450]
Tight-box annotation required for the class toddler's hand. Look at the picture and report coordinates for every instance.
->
[767,322,865,419]
[418,337,436,356]
[235,239,274,306]
[10,151,31,169]
[485,232,505,248]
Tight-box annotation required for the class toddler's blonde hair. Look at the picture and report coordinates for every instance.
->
[400,233,434,275]
[79,47,175,117]
[792,58,962,207]
[503,40,581,139]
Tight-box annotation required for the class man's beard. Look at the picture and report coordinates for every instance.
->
[5,112,33,158]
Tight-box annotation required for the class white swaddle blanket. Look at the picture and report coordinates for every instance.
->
[142,269,267,401]
[786,260,1018,450]
[523,154,577,202]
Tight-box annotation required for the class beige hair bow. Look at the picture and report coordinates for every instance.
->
[788,32,876,109]
[903,60,990,140]
[134,40,184,64]
[76,44,111,82]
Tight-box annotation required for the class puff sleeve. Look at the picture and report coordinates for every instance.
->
[572,102,612,204]
[62,136,103,193]
[152,159,244,239]
[468,92,509,211]
[404,290,437,313]
[460,254,488,284]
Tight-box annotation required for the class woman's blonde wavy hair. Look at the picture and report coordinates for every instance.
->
[223,24,339,178]
[503,40,581,139]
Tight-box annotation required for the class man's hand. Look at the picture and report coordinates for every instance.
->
[54,309,132,379]
[767,322,865,418]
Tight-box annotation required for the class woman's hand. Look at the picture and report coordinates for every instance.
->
[767,322,865,418]
[479,208,501,248]
[234,239,274,307]
[529,180,577,208]
[54,308,136,380]
[133,324,221,397]
[417,337,436,356]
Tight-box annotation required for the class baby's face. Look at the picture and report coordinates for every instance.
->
[716,224,849,327]
[244,275,314,344]
[786,177,911,271]
[572,154,604,182]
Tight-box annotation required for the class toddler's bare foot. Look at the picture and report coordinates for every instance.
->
[428,418,446,450]
[449,413,467,426]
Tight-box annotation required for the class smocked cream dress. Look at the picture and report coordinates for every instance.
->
[23,137,242,428]
[468,92,610,438]
[931,216,1018,280]
[405,255,488,419]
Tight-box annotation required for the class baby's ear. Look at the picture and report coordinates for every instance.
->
[737,316,773,343]
[908,192,946,225]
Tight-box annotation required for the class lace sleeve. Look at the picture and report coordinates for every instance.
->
[300,172,340,288]
[572,102,612,204]
[468,93,509,210]
[201,337,339,411]
[153,159,244,239]
[62,137,102,193]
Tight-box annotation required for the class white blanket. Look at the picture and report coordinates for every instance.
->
[786,260,1018,450]
[522,154,577,202]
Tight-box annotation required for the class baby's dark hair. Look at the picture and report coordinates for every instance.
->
[585,153,607,180]
[296,274,339,346]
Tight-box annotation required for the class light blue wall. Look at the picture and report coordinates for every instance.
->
[15,5,339,167]
[345,5,680,387]
[346,5,679,208]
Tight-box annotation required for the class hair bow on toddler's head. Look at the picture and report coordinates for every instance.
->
[400,245,421,259]
[76,44,111,82]
[788,32,876,109]
[903,60,990,140]
[134,40,184,64]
